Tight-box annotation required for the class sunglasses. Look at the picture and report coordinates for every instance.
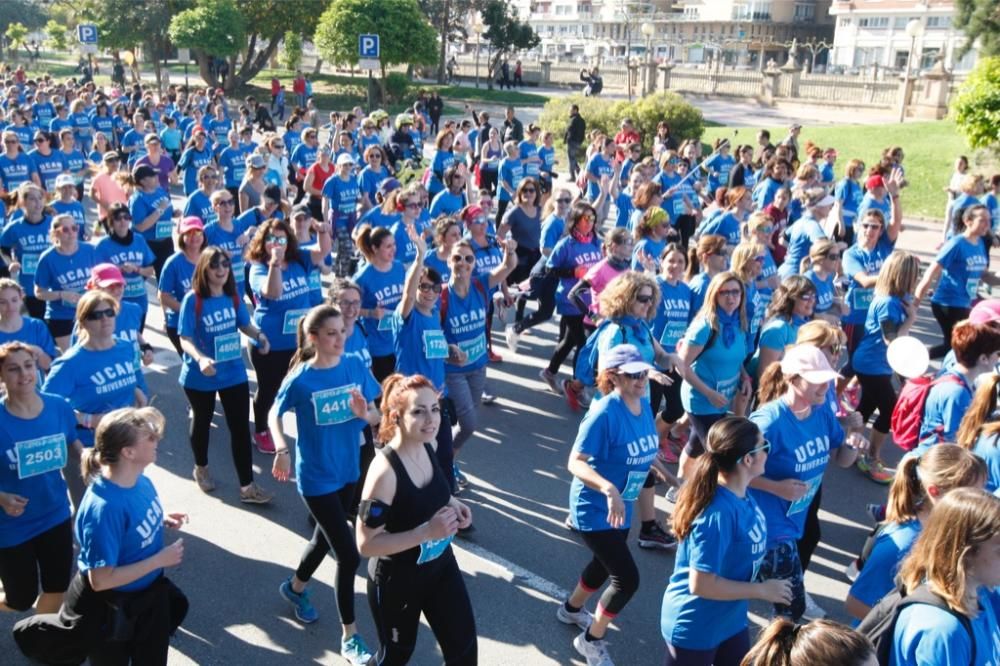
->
[33,137,45,143]
[521,188,536,194]
[209,257,231,269]
[404,202,422,210]
[798,293,817,301]
[114,215,133,222]
[556,198,572,204]
[747,440,771,456]
[621,369,649,380]
[418,283,442,293]
[635,294,655,304]
[57,224,79,233]
[469,216,488,225]
[451,254,476,264]
[216,198,235,206]
[825,253,841,260]
[85,307,116,321]
[861,223,882,230]
[829,344,844,357]
[266,235,288,245]
[718,288,741,298]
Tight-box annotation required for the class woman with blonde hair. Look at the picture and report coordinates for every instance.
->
[631,207,673,272]
[957,373,1000,493]
[685,234,729,315]
[891,488,1000,664]
[740,618,874,666]
[730,240,767,342]
[803,239,847,324]
[845,446,986,621]
[834,158,866,245]
[852,251,922,483]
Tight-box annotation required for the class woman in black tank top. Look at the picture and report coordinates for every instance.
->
[356,373,477,665]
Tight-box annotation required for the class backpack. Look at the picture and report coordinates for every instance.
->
[575,318,629,388]
[890,373,965,451]
[857,583,976,666]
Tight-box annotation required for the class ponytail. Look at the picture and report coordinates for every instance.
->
[740,617,796,666]
[684,245,700,282]
[756,363,788,404]
[886,456,924,524]
[672,454,720,540]
[80,446,102,482]
[887,445,986,524]
[741,618,874,666]
[956,373,1000,448]
[289,304,342,370]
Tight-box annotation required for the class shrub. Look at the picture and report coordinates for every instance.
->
[951,56,1000,150]
[537,91,704,154]
[382,72,411,104]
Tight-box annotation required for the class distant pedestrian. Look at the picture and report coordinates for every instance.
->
[514,60,524,87]
[565,104,586,182]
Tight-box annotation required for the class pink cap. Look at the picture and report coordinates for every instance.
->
[179,216,204,235]
[970,299,1000,325]
[89,263,125,289]
[461,205,485,224]
[780,344,842,384]
[865,174,885,190]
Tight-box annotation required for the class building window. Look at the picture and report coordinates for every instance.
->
[839,17,851,27]
[892,17,914,30]
[920,47,940,69]
[794,4,815,21]
[926,16,951,29]
[853,46,883,67]
[858,17,889,29]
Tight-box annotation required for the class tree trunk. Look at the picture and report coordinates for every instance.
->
[312,57,323,76]
[437,0,450,84]
[234,33,281,92]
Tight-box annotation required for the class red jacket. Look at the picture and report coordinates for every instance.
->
[293,76,306,95]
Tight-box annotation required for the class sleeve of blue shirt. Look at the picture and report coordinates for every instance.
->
[684,318,712,347]
[848,531,903,607]
[842,249,865,280]
[77,501,125,570]
[572,399,610,461]
[274,366,304,417]
[178,293,196,341]
[934,236,961,269]
[687,507,727,573]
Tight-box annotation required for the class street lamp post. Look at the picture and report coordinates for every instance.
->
[641,21,654,96]
[473,20,483,89]
[898,18,924,123]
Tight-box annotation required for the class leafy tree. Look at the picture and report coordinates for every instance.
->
[169,0,246,87]
[955,0,1000,57]
[4,22,28,60]
[229,0,327,92]
[479,0,539,90]
[282,30,303,72]
[0,0,46,35]
[418,0,475,83]
[951,56,1000,149]
[314,0,438,84]
[44,20,70,52]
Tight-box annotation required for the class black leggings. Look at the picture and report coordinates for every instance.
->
[250,346,294,434]
[796,484,823,571]
[684,412,727,458]
[371,354,397,387]
[297,485,361,626]
[148,237,173,281]
[164,326,183,357]
[930,302,971,359]
[24,295,45,320]
[856,372,896,434]
[578,528,639,617]
[664,628,750,666]
[675,214,697,249]
[368,553,477,665]
[650,367,685,424]
[183,383,253,486]
[0,519,73,611]
[513,271,557,334]
[547,315,590,376]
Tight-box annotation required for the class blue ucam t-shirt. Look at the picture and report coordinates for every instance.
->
[442,278,489,374]
[357,165,390,205]
[424,252,450,284]
[842,240,893,325]
[75,474,164,592]
[688,272,711,315]
[661,487,768,650]
[705,153,735,195]
[971,433,1000,493]
[95,235,156,311]
[354,261,406,358]
[0,215,52,295]
[497,157,523,203]
[182,190,217,226]
[249,256,316,353]
[343,323,373,370]
[203,221,250,297]
[158,252,196,330]
[0,316,57,361]
[28,149,67,192]
[178,292,251,392]
[631,237,668,272]
[0,153,36,192]
[177,146,214,195]
[748,399,843,547]
[42,340,145,447]
[852,295,906,377]
[892,587,1000,666]
[700,211,742,248]
[274,356,380,496]
[919,371,974,444]
[585,153,614,201]
[654,279,693,354]
[857,193,891,227]
[540,214,565,253]
[804,269,835,314]
[931,234,989,309]
[848,520,921,610]
[429,190,466,219]
[322,174,360,219]
[548,235,602,315]
[34,244,98,321]
[129,188,174,243]
[835,178,864,228]
[218,147,246,189]
[680,317,749,416]
[568,392,658,532]
[0,392,76,548]
[390,221,418,266]
[517,140,540,179]
[779,215,827,280]
[427,150,455,197]
[393,303,447,393]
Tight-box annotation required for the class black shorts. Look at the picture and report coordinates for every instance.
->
[0,519,73,610]
[45,317,75,339]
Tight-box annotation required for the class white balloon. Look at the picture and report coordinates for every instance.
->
[887,335,930,379]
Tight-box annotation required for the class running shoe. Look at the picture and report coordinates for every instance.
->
[638,523,678,550]
[454,463,469,489]
[857,456,893,484]
[192,465,216,493]
[341,634,373,665]
[505,325,521,354]
[563,380,582,412]
[253,430,276,454]
[843,383,861,411]
[239,482,273,504]
[866,502,887,523]
[556,603,594,631]
[488,350,503,363]
[573,631,614,666]
[539,368,563,394]
[657,445,679,465]
[802,591,828,620]
[279,577,318,624]
[481,391,497,405]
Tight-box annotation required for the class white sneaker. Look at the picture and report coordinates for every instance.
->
[556,603,593,631]
[539,368,563,394]
[573,631,614,666]
[802,591,828,620]
[481,391,497,405]
[505,325,520,354]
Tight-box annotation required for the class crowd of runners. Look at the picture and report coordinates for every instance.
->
[0,67,997,666]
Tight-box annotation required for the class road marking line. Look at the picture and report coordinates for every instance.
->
[455,540,570,602]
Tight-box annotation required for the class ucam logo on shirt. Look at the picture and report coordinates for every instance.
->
[447,306,486,335]
[89,360,138,394]
[625,434,659,467]
[793,435,831,473]
[201,305,236,332]
[136,495,164,548]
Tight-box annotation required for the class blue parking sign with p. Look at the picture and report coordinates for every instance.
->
[359,34,380,59]
[77,24,98,45]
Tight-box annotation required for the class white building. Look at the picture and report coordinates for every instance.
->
[829,0,978,73]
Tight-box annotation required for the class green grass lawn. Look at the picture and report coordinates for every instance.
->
[702,121,970,220]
